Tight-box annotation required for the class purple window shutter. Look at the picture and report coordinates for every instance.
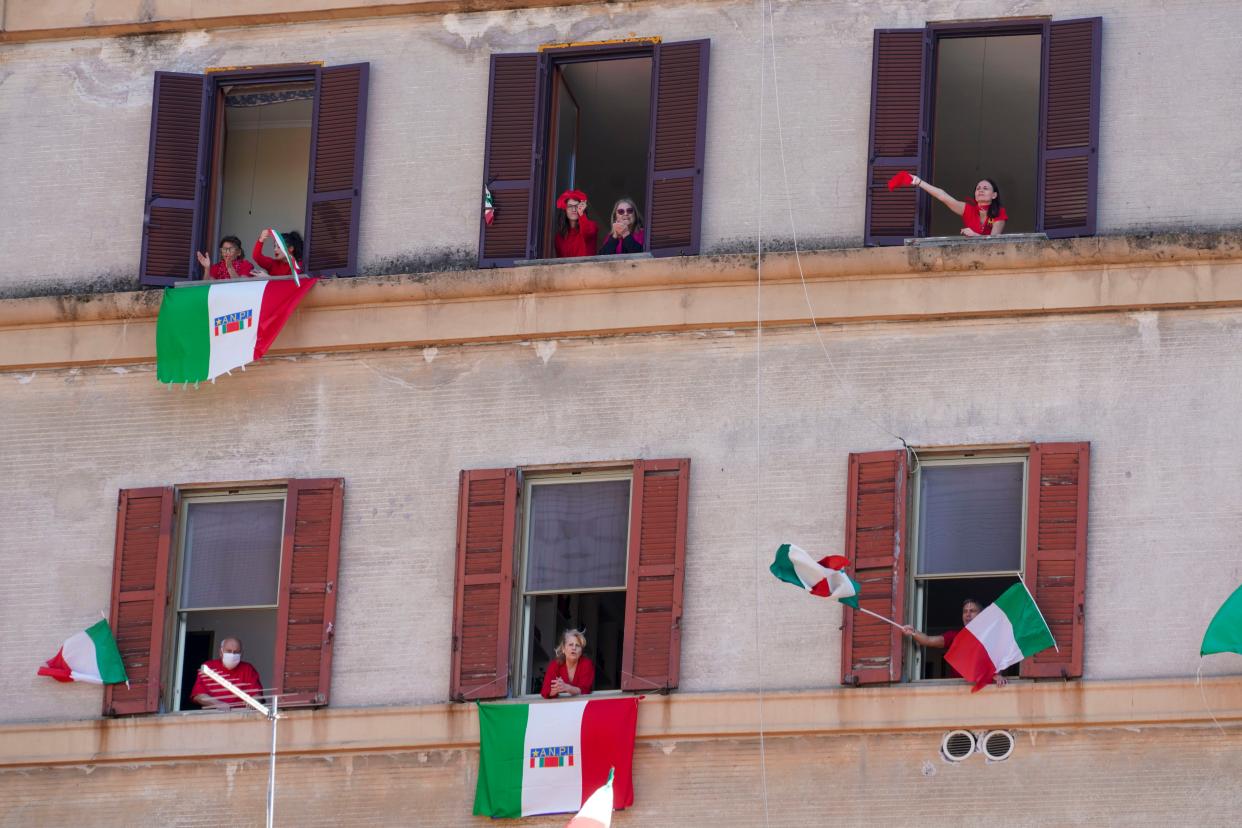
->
[864,29,929,246]
[139,72,210,287]
[644,39,710,257]
[1038,18,1102,238]
[304,63,370,276]
[478,53,544,268]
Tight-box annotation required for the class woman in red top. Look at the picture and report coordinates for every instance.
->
[196,236,254,280]
[540,628,595,698]
[553,190,598,258]
[908,175,1008,237]
[252,229,304,276]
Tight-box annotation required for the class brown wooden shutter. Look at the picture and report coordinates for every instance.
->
[450,468,518,700]
[104,488,174,715]
[644,40,710,257]
[478,54,543,267]
[139,72,210,287]
[304,63,369,276]
[273,478,344,707]
[1038,18,1102,238]
[1021,442,1090,679]
[864,29,929,246]
[841,450,908,685]
[621,458,690,692]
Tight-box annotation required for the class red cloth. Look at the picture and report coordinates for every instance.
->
[941,629,962,678]
[961,199,1008,236]
[191,658,263,707]
[540,656,595,698]
[252,240,302,276]
[208,259,254,279]
[554,216,599,258]
[887,170,914,190]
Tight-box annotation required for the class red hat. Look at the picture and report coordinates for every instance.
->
[556,189,588,210]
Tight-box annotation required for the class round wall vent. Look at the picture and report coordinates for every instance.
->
[980,730,1015,761]
[940,729,976,762]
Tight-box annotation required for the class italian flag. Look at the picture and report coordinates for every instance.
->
[37,619,128,684]
[769,543,860,607]
[156,278,317,384]
[474,697,637,819]
[945,582,1056,691]
[565,770,614,828]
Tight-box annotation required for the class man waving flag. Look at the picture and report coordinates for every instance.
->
[945,582,1056,691]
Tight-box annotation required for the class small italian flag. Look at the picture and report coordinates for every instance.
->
[156,278,317,384]
[769,543,860,607]
[565,769,614,828]
[945,582,1056,691]
[37,619,128,684]
[474,697,637,819]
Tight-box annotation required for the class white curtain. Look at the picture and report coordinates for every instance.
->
[181,500,284,609]
[917,464,1024,576]
[526,480,630,592]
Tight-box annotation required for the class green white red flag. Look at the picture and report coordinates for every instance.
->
[37,619,128,685]
[945,582,1056,691]
[1202,583,1242,657]
[474,697,637,819]
[156,278,317,384]
[769,543,860,607]
[565,769,614,828]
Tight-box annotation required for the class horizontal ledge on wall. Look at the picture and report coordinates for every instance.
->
[4,231,1242,373]
[1,676,1239,769]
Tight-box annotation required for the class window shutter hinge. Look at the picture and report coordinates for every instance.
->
[326,580,335,594]
[452,634,459,653]
[325,621,335,640]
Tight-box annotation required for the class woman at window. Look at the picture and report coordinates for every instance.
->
[554,190,598,258]
[598,197,644,255]
[540,628,595,698]
[196,236,254,280]
[894,173,1007,237]
[252,229,304,276]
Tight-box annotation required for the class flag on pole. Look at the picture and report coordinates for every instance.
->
[156,278,318,384]
[483,186,496,226]
[945,582,1056,691]
[769,543,860,607]
[1201,583,1242,657]
[37,619,128,684]
[565,769,614,828]
[474,697,637,819]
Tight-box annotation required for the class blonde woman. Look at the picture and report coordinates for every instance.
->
[540,628,595,698]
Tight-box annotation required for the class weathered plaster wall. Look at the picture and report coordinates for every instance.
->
[1,0,1240,294]
[3,309,1241,723]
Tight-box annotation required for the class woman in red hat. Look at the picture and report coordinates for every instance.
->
[897,173,1008,237]
[553,189,598,258]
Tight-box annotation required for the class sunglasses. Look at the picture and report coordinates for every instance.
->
[615,207,634,215]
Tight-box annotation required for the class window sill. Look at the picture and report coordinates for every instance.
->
[514,252,654,266]
[907,232,1049,247]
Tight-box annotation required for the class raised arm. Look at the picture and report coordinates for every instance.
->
[901,624,946,649]
[910,175,966,216]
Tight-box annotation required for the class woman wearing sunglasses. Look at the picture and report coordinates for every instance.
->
[598,197,645,255]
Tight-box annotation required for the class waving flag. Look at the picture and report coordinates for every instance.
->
[565,769,614,828]
[1202,583,1242,657]
[156,277,317,384]
[38,619,128,685]
[945,582,1056,691]
[769,543,860,607]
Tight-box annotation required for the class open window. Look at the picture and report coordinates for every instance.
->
[840,445,1089,686]
[450,460,689,701]
[104,480,344,715]
[864,18,1101,244]
[139,64,368,286]
[478,40,709,266]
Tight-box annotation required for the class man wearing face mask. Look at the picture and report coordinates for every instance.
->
[191,637,263,710]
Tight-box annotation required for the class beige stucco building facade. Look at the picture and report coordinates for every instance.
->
[2,1,1241,825]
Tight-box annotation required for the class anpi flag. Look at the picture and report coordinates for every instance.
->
[37,619,128,684]
[945,582,1056,691]
[769,543,860,607]
[566,769,614,828]
[474,697,637,819]
[156,278,317,384]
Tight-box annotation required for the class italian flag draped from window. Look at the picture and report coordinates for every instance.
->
[944,582,1056,691]
[156,278,318,384]
[474,697,637,819]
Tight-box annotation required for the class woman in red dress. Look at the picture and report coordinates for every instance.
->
[553,190,598,258]
[540,628,595,698]
[907,175,1008,237]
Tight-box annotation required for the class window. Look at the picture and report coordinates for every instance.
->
[477,40,709,267]
[864,18,1101,245]
[839,444,1088,686]
[139,64,369,286]
[450,460,689,701]
[103,479,344,716]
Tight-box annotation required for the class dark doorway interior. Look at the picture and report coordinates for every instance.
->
[524,591,626,696]
[179,630,215,709]
[930,34,1041,235]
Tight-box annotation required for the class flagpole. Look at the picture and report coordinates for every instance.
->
[1017,573,1059,652]
[856,606,905,630]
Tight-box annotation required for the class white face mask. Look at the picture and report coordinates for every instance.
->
[221,652,242,670]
